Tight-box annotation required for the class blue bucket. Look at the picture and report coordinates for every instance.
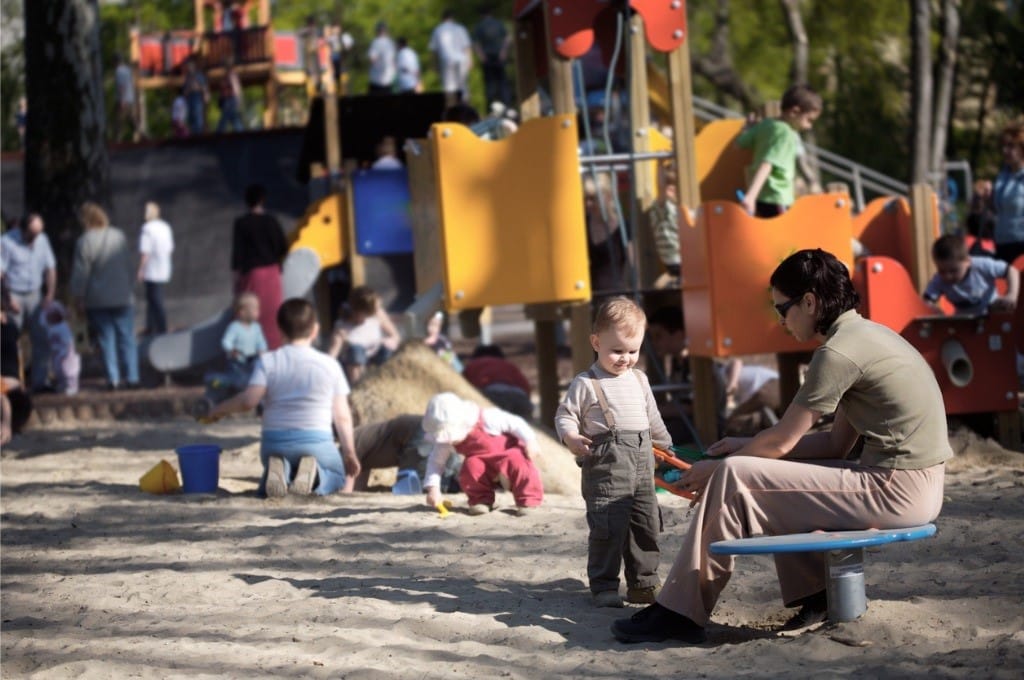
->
[392,468,422,495]
[175,444,222,493]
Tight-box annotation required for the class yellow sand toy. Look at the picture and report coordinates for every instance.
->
[139,460,182,494]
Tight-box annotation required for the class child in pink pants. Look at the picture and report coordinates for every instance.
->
[422,392,543,516]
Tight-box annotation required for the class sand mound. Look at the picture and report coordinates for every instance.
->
[349,342,581,496]
[947,426,1024,472]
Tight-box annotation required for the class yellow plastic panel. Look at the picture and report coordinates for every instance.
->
[696,119,751,203]
[684,194,854,357]
[432,115,590,310]
[289,192,346,268]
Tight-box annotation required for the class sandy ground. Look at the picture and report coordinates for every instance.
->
[2,416,1023,679]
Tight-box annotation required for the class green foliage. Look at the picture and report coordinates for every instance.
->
[685,0,1021,185]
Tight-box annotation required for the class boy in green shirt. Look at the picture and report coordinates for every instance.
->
[737,85,822,218]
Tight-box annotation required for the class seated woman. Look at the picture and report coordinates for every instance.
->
[328,285,402,384]
[209,298,360,497]
[612,248,952,644]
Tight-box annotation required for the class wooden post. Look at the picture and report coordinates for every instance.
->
[909,182,935,292]
[343,159,365,288]
[532,6,581,426]
[514,16,541,121]
[194,0,205,33]
[264,76,278,128]
[666,39,716,446]
[628,13,659,290]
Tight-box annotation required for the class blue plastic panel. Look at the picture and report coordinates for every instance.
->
[352,168,414,255]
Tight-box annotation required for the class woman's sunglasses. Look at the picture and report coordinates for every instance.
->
[774,295,803,317]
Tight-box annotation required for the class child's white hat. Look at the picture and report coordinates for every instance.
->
[422,392,478,444]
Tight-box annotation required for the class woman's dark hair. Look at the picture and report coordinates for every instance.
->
[769,249,859,335]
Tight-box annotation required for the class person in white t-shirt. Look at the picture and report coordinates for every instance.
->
[367,20,396,94]
[429,9,472,96]
[394,37,421,93]
[137,201,175,335]
[208,298,361,498]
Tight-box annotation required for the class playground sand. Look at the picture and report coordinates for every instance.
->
[2,418,1022,679]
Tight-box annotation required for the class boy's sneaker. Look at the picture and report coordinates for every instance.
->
[265,456,288,498]
[467,503,492,516]
[515,505,537,516]
[594,590,625,608]
[626,585,660,604]
[289,456,317,495]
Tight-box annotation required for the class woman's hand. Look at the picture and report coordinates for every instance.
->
[678,459,721,501]
[705,436,749,458]
[523,440,539,460]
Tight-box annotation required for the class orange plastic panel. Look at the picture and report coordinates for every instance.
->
[546,1,605,59]
[681,194,854,357]
[695,119,751,203]
[854,255,1017,415]
[903,315,1018,415]
[853,256,935,333]
[432,115,590,310]
[545,0,686,60]
[852,197,905,261]
[631,0,687,53]
[289,192,346,269]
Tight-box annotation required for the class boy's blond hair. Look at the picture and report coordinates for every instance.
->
[592,296,646,336]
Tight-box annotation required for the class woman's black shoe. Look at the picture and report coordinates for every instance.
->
[610,603,707,644]
[782,591,828,630]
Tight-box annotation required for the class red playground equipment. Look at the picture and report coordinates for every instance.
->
[129,0,335,129]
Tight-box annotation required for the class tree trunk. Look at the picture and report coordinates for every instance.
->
[691,0,757,110]
[23,0,109,284]
[909,0,933,185]
[930,0,960,178]
[780,0,820,190]
[780,0,808,85]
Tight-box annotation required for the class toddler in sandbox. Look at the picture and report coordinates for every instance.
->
[421,392,543,516]
[218,292,268,390]
[40,301,80,395]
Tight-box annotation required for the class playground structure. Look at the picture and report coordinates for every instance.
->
[129,0,337,131]
[285,0,1020,448]
[127,0,1020,449]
